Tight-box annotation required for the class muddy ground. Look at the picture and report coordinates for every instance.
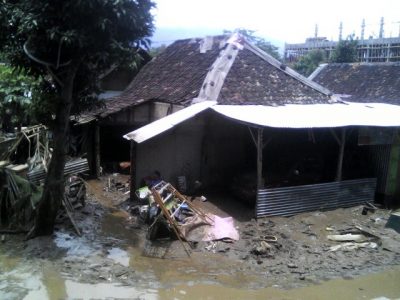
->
[1,174,400,299]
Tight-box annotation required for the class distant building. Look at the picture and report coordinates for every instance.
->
[284,36,400,63]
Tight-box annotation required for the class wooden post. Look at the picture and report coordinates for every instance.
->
[336,128,346,181]
[257,128,264,190]
[129,140,137,201]
[94,123,101,178]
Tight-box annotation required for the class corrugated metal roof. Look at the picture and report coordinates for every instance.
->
[211,102,400,128]
[123,101,400,144]
[123,101,216,143]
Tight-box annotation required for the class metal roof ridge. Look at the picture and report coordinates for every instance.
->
[308,63,328,80]
[192,33,244,104]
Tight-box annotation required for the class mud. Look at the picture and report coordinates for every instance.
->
[1,175,400,299]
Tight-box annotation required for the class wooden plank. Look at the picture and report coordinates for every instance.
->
[129,141,137,201]
[257,128,264,190]
[336,128,346,181]
[95,123,101,178]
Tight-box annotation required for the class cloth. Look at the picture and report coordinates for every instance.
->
[180,213,239,242]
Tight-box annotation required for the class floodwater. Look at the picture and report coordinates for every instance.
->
[1,210,400,299]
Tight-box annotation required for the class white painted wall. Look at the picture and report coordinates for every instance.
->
[135,112,250,190]
[136,114,205,189]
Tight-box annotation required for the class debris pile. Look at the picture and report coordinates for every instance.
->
[0,125,90,234]
[135,181,239,257]
[0,168,42,232]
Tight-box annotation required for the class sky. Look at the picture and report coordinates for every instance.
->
[151,0,400,50]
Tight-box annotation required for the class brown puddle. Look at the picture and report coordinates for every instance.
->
[25,264,400,299]
[158,266,400,300]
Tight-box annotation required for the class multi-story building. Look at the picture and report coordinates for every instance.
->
[284,19,400,63]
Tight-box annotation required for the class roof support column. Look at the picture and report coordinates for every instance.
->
[130,140,137,201]
[95,122,101,178]
[257,128,264,190]
[336,127,346,181]
[248,126,269,189]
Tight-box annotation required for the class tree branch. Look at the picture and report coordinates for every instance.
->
[46,66,64,87]
[23,41,71,68]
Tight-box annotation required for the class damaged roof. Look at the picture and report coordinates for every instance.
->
[309,62,400,104]
[88,34,335,119]
[218,45,331,105]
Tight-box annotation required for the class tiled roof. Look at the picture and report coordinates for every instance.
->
[86,34,335,119]
[310,62,400,104]
[92,36,224,118]
[218,48,331,105]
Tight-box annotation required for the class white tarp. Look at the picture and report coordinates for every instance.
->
[123,101,216,143]
[124,101,400,144]
[211,102,400,128]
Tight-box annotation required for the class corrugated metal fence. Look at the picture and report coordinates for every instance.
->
[256,178,377,218]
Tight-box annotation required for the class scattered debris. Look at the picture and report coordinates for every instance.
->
[329,242,378,252]
[252,241,272,255]
[326,226,382,252]
[385,210,400,234]
[327,234,367,242]
[362,202,378,215]
[0,167,42,231]
[131,181,240,257]
[104,173,129,193]
[0,126,88,235]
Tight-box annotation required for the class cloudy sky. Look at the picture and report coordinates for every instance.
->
[151,0,400,49]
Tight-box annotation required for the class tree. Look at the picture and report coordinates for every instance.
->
[0,64,38,131]
[224,29,281,60]
[293,49,326,77]
[0,0,154,237]
[330,35,358,63]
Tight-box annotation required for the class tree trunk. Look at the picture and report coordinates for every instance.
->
[27,66,78,238]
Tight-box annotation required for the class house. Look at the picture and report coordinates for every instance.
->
[122,34,400,217]
[309,62,400,206]
[69,49,152,175]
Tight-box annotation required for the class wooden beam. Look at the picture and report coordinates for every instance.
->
[94,123,101,178]
[336,128,346,181]
[257,128,264,190]
[263,136,273,149]
[129,140,137,201]
[330,128,341,146]
[248,126,257,147]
